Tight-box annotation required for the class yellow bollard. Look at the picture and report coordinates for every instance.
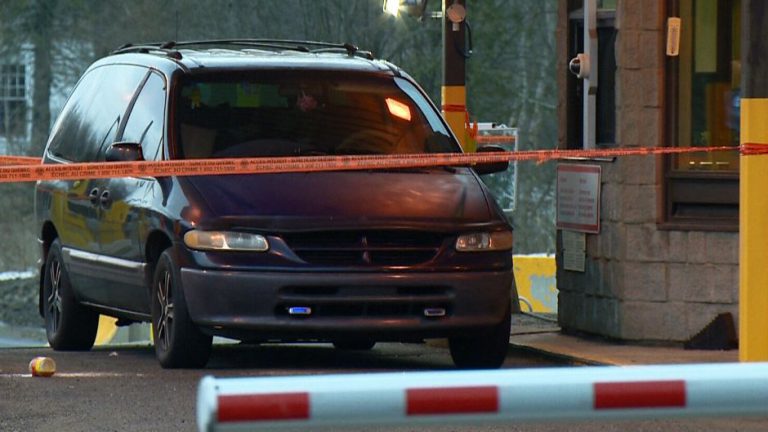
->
[739,98,768,361]
[442,86,475,152]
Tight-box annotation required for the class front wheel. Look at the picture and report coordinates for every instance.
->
[43,239,99,350]
[151,250,212,368]
[449,308,511,369]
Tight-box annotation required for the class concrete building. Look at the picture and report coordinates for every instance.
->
[556,0,741,343]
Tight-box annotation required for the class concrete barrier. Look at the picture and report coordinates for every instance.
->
[513,255,557,313]
[196,362,768,431]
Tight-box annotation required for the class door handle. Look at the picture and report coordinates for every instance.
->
[88,187,100,206]
[100,190,112,209]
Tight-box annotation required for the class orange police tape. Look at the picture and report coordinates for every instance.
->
[0,156,43,166]
[0,145,764,183]
[475,135,517,144]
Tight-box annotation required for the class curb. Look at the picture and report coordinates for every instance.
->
[507,338,611,366]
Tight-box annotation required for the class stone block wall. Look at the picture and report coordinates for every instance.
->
[556,0,739,343]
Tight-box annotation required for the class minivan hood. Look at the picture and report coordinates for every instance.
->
[181,169,494,231]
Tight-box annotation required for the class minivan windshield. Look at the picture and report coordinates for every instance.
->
[173,71,460,159]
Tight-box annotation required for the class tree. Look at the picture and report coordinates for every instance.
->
[466,0,558,253]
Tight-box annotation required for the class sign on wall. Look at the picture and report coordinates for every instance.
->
[556,164,601,234]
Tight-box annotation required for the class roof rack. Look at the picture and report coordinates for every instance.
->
[112,42,182,59]
[111,39,375,60]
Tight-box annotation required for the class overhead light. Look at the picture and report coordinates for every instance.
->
[383,0,429,19]
[383,0,400,16]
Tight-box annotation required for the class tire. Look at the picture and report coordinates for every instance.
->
[151,249,212,368]
[43,239,99,350]
[333,340,376,351]
[449,308,511,369]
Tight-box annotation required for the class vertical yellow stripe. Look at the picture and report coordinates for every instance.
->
[441,86,474,151]
[740,98,768,361]
[94,315,118,345]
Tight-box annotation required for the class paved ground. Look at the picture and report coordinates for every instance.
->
[509,312,739,365]
[0,342,564,432]
[1,313,765,431]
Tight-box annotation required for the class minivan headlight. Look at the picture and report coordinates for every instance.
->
[184,230,269,252]
[455,231,513,252]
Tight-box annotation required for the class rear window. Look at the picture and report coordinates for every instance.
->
[173,71,458,159]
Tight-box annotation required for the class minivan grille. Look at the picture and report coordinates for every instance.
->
[276,286,453,318]
[281,230,444,266]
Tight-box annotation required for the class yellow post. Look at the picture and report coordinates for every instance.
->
[442,85,473,151]
[441,0,475,152]
[739,0,768,362]
[739,98,768,362]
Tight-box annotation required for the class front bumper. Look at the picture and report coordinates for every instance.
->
[181,268,515,341]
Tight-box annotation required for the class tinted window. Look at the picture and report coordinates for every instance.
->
[122,72,166,161]
[47,65,146,162]
[174,71,460,159]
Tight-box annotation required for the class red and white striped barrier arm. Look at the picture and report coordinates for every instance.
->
[196,362,768,431]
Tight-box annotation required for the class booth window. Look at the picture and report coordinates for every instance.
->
[663,0,740,230]
[0,64,27,138]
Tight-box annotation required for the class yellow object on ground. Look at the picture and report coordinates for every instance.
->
[29,356,56,377]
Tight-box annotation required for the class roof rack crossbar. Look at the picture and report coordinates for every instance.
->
[311,47,375,60]
[176,41,312,53]
[111,43,182,59]
[111,39,373,59]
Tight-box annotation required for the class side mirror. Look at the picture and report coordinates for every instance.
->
[473,145,509,175]
[106,141,144,162]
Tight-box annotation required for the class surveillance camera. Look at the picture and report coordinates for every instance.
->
[568,53,590,79]
[568,57,581,76]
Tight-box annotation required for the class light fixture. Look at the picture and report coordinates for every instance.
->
[446,0,466,31]
[455,231,514,252]
[383,0,400,16]
[184,230,269,252]
[383,0,429,19]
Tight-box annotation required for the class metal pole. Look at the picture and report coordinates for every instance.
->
[197,363,768,431]
[739,0,768,361]
[441,0,472,151]
[583,0,598,149]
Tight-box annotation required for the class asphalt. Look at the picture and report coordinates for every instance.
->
[2,312,740,366]
[509,312,738,366]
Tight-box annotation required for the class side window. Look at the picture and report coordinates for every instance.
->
[47,65,146,162]
[47,68,103,161]
[121,72,166,161]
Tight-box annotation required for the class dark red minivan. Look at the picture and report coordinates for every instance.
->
[35,40,519,368]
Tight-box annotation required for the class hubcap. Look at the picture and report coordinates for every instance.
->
[46,259,63,334]
[156,271,174,350]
